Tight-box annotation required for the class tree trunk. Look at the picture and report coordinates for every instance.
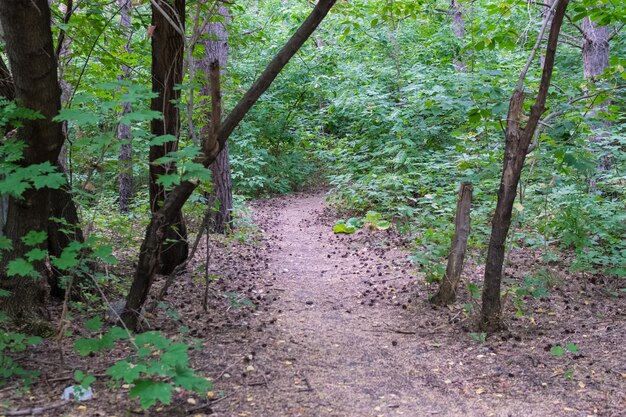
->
[0,54,14,104]
[0,55,13,235]
[480,0,568,332]
[0,0,64,320]
[431,182,472,305]
[581,16,612,173]
[118,0,134,213]
[200,5,233,234]
[122,0,338,330]
[149,0,188,274]
[451,0,466,71]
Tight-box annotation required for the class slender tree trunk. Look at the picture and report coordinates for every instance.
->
[149,0,188,274]
[431,182,472,305]
[387,0,403,101]
[200,5,233,234]
[480,0,568,332]
[122,0,338,330]
[0,0,64,320]
[118,0,134,212]
[0,54,14,105]
[0,55,14,236]
[451,0,466,71]
[581,16,612,173]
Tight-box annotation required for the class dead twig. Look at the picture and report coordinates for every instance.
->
[215,356,246,379]
[187,393,234,413]
[3,401,67,416]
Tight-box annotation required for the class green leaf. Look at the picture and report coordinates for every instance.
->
[550,345,565,357]
[7,258,34,277]
[565,342,579,353]
[172,366,212,392]
[85,317,104,332]
[74,338,103,356]
[54,108,100,125]
[26,248,47,262]
[51,246,80,270]
[92,244,118,265]
[119,109,162,124]
[22,231,48,246]
[107,360,146,383]
[0,236,13,252]
[25,336,42,345]
[135,331,169,350]
[333,221,356,234]
[148,135,177,146]
[129,379,174,409]
[161,344,188,367]
[156,174,180,188]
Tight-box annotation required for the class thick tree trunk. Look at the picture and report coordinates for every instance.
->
[431,182,472,305]
[0,0,64,319]
[582,18,610,81]
[118,0,134,213]
[149,0,188,274]
[122,0,338,330]
[480,0,568,332]
[581,16,612,173]
[200,5,233,233]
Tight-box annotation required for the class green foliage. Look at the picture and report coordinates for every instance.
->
[550,342,579,357]
[76,324,211,409]
[332,211,390,234]
[0,294,42,388]
[333,217,360,234]
[470,332,487,343]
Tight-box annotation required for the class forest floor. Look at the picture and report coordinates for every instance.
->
[2,191,625,417]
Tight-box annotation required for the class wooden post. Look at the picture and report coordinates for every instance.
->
[430,182,472,305]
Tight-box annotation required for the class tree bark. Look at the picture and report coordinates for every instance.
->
[118,0,134,213]
[480,0,568,332]
[431,182,472,305]
[581,16,612,173]
[0,55,14,235]
[451,0,466,71]
[0,54,14,103]
[122,0,338,330]
[0,0,64,319]
[149,0,189,274]
[200,5,232,234]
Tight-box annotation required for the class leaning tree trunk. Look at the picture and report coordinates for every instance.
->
[149,0,188,274]
[118,0,134,213]
[581,16,612,174]
[0,0,65,320]
[480,0,568,332]
[431,182,472,305]
[122,0,338,330]
[200,5,233,234]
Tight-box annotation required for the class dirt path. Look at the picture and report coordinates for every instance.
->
[234,194,454,416]
[209,192,625,417]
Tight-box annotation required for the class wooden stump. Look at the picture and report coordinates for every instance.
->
[430,182,472,305]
